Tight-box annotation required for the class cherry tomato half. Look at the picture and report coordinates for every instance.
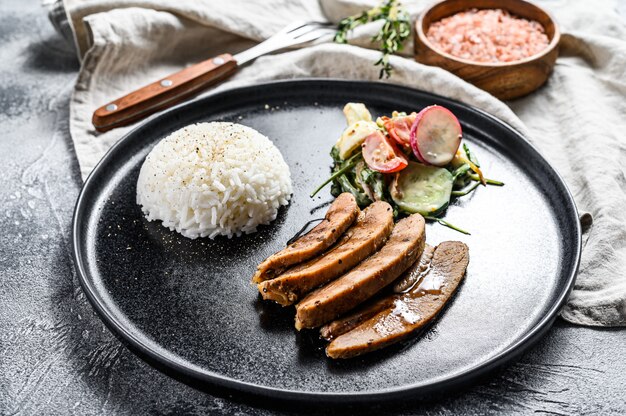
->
[383,113,417,148]
[362,130,408,173]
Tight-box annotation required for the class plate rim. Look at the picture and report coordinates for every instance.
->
[72,78,581,404]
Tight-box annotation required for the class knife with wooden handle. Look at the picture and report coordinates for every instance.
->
[92,22,334,132]
[92,54,237,132]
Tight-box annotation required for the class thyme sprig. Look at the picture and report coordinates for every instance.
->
[334,0,411,79]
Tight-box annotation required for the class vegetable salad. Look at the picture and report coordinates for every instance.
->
[311,103,503,234]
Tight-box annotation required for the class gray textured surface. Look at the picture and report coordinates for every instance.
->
[0,1,625,415]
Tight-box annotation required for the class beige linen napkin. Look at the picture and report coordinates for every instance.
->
[49,0,626,326]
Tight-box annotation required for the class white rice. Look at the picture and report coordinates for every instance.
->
[136,122,292,239]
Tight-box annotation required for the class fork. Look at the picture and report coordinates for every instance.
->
[92,21,335,132]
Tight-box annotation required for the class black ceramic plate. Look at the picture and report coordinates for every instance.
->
[72,80,580,405]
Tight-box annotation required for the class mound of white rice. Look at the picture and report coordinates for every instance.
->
[136,122,292,239]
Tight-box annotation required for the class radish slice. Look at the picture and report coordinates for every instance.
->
[410,105,462,166]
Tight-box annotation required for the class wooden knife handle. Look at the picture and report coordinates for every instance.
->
[92,53,238,132]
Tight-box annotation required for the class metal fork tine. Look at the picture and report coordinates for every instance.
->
[305,21,335,28]
[284,22,332,39]
[234,21,335,66]
[274,21,309,36]
[295,26,336,37]
[292,28,335,43]
[282,25,315,39]
[284,21,333,33]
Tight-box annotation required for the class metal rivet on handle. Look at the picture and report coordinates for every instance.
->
[105,104,117,111]
[160,79,173,87]
[212,57,225,65]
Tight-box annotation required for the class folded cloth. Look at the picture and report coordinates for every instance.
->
[48,0,626,327]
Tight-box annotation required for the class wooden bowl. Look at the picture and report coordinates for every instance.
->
[414,0,560,100]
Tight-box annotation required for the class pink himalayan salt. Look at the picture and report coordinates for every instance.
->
[426,8,550,63]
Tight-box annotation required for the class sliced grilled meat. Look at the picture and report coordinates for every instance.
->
[325,241,469,359]
[392,244,435,293]
[320,296,393,341]
[320,244,435,341]
[295,214,426,330]
[252,193,359,283]
[258,201,394,306]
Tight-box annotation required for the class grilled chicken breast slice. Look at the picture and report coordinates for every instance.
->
[252,193,359,284]
[320,244,436,341]
[258,201,394,306]
[295,214,426,330]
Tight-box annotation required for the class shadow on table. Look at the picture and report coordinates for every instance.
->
[23,32,79,73]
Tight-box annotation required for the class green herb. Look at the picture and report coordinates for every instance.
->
[452,181,480,197]
[451,164,471,181]
[423,215,471,235]
[360,166,381,188]
[334,0,411,78]
[310,151,362,198]
[462,143,505,186]
[330,145,341,164]
[468,173,505,186]
[336,173,372,207]
[362,167,386,201]
[463,143,481,167]
[330,179,342,197]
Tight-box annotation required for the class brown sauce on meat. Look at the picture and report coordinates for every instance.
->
[325,241,469,359]
[392,244,435,293]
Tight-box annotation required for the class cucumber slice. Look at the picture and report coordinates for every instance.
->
[390,162,453,216]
